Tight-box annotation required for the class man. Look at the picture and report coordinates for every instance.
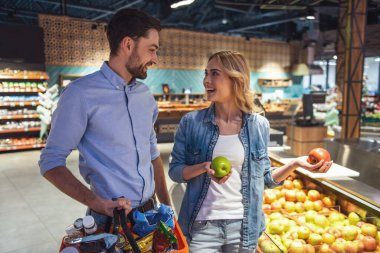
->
[39,8,171,228]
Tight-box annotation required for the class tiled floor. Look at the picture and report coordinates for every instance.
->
[0,143,184,253]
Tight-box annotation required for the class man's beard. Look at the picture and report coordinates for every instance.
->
[126,48,150,80]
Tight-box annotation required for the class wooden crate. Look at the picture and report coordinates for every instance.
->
[286,138,325,156]
[286,124,327,142]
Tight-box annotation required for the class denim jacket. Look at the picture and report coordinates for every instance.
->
[169,105,282,249]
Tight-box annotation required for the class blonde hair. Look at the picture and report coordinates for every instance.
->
[208,51,257,113]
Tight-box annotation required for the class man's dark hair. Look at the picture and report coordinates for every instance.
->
[107,8,161,57]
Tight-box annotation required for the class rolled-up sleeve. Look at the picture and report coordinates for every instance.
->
[262,117,284,188]
[169,115,188,183]
[150,104,160,160]
[39,85,88,175]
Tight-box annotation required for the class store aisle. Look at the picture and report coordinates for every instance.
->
[0,143,182,253]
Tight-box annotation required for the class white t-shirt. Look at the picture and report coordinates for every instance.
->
[196,134,244,221]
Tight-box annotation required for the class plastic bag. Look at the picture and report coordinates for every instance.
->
[132,204,174,238]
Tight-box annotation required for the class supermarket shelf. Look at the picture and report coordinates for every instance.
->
[0,143,45,152]
[0,114,39,120]
[0,89,45,93]
[0,127,41,134]
[0,101,39,107]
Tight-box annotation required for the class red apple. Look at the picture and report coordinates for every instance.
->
[264,190,277,204]
[331,240,346,253]
[362,235,377,251]
[271,201,282,212]
[307,148,331,165]
[285,190,297,202]
[263,204,272,214]
[319,243,332,253]
[304,244,315,253]
[327,227,342,238]
[344,241,359,253]
[308,190,321,201]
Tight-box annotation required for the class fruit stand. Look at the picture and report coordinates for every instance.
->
[257,153,380,253]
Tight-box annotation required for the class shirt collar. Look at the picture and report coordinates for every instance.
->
[100,62,129,90]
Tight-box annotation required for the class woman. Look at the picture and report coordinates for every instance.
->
[169,51,332,253]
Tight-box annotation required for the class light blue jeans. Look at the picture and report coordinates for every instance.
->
[189,219,256,253]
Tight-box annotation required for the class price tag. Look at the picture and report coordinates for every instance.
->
[10,102,15,107]
[20,102,24,106]
[24,128,29,132]
[32,102,37,106]
[23,115,28,118]
[7,116,11,119]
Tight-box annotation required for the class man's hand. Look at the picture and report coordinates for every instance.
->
[294,156,333,173]
[89,196,132,217]
[203,161,232,184]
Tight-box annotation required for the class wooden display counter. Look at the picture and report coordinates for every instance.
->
[155,102,210,143]
[286,124,327,156]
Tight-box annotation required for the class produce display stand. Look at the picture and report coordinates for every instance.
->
[256,154,380,253]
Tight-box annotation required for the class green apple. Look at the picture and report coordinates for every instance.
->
[297,226,311,240]
[342,225,358,241]
[347,212,361,225]
[308,233,322,246]
[211,156,231,178]
[322,233,335,244]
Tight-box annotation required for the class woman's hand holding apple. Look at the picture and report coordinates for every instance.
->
[294,156,333,173]
[202,161,232,184]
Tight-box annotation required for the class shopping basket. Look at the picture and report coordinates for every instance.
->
[59,212,188,253]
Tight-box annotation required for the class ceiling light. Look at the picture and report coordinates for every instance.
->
[305,8,316,20]
[170,0,195,9]
[333,55,337,60]
[375,57,380,62]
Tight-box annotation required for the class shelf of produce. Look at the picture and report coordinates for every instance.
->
[0,101,39,107]
[0,114,39,120]
[0,143,45,152]
[258,153,380,253]
[0,127,41,134]
[0,89,45,93]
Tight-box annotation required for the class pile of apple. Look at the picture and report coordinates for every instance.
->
[259,178,380,253]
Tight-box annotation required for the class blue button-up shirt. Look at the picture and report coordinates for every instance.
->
[39,62,160,208]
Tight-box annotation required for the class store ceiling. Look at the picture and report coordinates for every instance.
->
[0,0,379,41]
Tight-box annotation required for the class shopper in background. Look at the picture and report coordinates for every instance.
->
[169,51,333,252]
[39,8,171,229]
